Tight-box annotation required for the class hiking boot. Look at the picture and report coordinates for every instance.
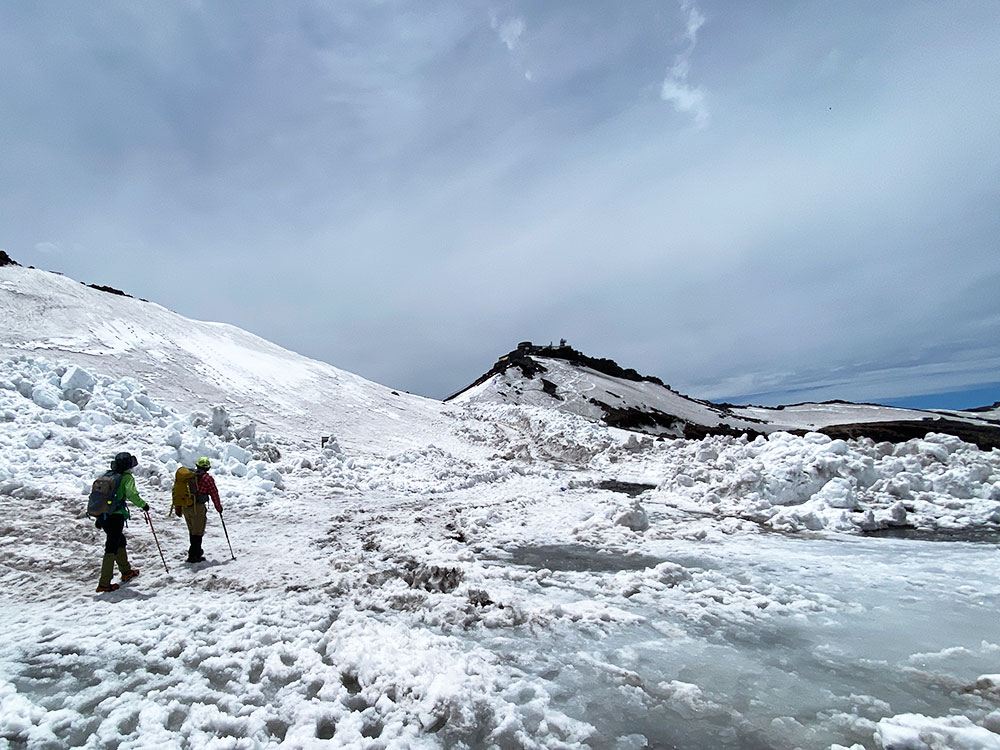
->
[121,569,140,582]
[96,583,120,592]
[187,534,206,562]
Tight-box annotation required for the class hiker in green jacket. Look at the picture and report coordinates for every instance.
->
[96,452,149,592]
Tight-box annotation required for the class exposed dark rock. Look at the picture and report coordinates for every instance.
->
[683,422,768,441]
[444,347,548,400]
[447,340,681,402]
[518,341,666,386]
[467,588,494,607]
[84,282,134,298]
[963,401,1000,414]
[820,419,1000,451]
[540,379,561,399]
[589,399,680,433]
[596,480,658,496]
[0,251,19,267]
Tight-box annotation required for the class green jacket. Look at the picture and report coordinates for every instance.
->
[115,471,148,519]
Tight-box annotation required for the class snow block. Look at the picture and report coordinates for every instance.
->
[125,398,152,421]
[814,477,857,509]
[25,429,48,449]
[31,384,61,410]
[224,443,252,465]
[615,501,650,532]
[60,365,97,394]
[80,412,114,428]
[874,712,1000,750]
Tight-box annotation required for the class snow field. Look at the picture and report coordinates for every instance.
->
[0,595,595,749]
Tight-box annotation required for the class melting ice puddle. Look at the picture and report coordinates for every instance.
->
[862,526,1000,543]
[500,544,667,573]
[497,544,719,573]
[469,535,1000,749]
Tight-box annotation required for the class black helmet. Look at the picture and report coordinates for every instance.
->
[113,452,138,473]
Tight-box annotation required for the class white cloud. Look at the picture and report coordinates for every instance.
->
[34,241,61,254]
[660,79,708,126]
[489,11,532,82]
[494,16,525,51]
[661,0,709,127]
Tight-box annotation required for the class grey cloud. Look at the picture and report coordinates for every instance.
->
[2,1,999,408]
[660,0,708,126]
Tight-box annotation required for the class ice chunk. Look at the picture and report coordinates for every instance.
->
[60,365,96,394]
[650,561,692,586]
[815,477,857,509]
[81,412,114,428]
[25,429,48,449]
[614,500,649,532]
[31,384,61,410]
[211,406,232,438]
[126,399,152,421]
[984,711,1000,734]
[874,713,1000,750]
[224,443,252,465]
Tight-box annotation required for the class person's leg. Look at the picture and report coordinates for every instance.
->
[116,542,137,579]
[192,503,207,561]
[182,506,199,562]
[98,515,125,590]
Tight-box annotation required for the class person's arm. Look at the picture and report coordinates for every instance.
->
[206,474,223,513]
[198,472,223,513]
[119,473,148,510]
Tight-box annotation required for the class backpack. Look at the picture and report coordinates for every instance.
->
[172,467,198,508]
[88,471,123,518]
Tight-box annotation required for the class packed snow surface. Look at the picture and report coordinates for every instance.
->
[1,265,999,749]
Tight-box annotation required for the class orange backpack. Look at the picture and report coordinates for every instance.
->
[172,467,198,508]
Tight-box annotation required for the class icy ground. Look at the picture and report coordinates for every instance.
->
[1,356,999,749]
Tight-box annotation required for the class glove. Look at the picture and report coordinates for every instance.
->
[174,505,182,517]
[139,501,149,511]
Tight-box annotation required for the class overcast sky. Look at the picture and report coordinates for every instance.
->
[3,1,999,408]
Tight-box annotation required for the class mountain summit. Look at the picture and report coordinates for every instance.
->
[448,341,1000,449]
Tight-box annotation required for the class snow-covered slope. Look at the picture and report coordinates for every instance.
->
[0,264,453,453]
[449,342,1000,448]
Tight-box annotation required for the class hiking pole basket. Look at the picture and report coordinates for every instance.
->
[145,509,169,573]
[219,511,236,560]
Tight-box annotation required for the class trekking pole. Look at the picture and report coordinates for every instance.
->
[145,509,170,573]
[219,511,236,560]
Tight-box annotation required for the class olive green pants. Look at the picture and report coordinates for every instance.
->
[98,548,133,588]
[182,501,208,535]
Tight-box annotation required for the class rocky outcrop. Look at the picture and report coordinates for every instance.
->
[84,282,134,298]
[820,419,1000,452]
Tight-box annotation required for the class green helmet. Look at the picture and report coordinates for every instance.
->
[196,457,211,469]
